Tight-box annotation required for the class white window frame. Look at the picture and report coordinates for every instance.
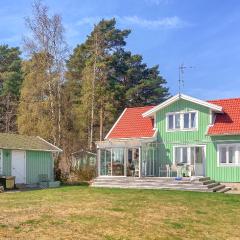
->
[174,146,190,164]
[166,111,198,132]
[173,145,206,165]
[217,144,240,167]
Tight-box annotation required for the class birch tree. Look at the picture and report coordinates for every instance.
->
[18,1,68,147]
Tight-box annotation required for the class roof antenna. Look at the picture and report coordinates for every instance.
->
[178,63,194,96]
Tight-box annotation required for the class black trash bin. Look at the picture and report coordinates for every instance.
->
[0,176,15,190]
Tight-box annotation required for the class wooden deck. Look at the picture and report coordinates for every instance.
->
[91,176,231,193]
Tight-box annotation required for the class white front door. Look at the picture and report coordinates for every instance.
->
[193,146,205,176]
[12,150,26,184]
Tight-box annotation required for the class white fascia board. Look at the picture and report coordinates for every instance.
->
[37,136,63,152]
[105,129,158,142]
[142,94,223,118]
[104,108,127,140]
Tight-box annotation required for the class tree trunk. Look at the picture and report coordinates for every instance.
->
[47,71,57,145]
[99,103,103,141]
[5,94,10,133]
[89,32,98,151]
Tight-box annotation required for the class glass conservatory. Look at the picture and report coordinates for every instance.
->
[97,140,205,178]
[97,141,174,178]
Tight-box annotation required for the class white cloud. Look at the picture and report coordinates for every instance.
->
[77,15,188,29]
[119,16,186,29]
[77,17,102,26]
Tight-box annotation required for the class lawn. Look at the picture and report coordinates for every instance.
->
[0,187,240,240]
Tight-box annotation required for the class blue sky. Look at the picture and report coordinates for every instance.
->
[1,0,240,100]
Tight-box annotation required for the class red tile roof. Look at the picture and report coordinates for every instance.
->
[207,98,240,135]
[106,106,156,139]
[106,97,240,139]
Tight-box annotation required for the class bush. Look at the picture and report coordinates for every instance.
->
[55,168,70,183]
[72,165,96,181]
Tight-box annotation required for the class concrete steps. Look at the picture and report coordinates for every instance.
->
[91,176,231,193]
[206,182,220,189]
[198,177,231,193]
[211,184,226,192]
[91,177,210,192]
[218,187,232,193]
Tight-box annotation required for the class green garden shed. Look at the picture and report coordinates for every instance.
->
[0,133,62,184]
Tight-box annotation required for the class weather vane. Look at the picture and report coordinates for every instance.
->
[178,63,194,95]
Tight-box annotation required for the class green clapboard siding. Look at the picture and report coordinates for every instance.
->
[156,99,211,144]
[156,99,211,162]
[26,151,54,184]
[2,149,11,176]
[206,136,240,182]
[152,98,240,182]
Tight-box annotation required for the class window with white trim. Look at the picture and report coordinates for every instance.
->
[218,144,240,166]
[175,147,189,164]
[167,111,197,131]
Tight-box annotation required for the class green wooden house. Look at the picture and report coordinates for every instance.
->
[0,133,62,184]
[96,94,240,182]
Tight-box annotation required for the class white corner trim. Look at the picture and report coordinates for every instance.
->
[104,108,128,140]
[0,149,2,175]
[153,128,158,139]
[37,136,63,152]
[142,93,223,118]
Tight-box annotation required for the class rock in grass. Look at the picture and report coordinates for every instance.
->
[0,186,4,193]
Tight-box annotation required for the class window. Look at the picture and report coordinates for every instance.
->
[174,146,206,176]
[168,114,174,129]
[175,147,181,164]
[220,147,227,164]
[228,147,235,164]
[190,112,196,128]
[182,147,188,163]
[175,114,181,129]
[218,144,240,166]
[184,113,189,128]
[167,111,197,131]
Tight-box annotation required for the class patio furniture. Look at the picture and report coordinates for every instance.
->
[166,164,171,177]
[176,163,185,177]
[186,165,194,177]
[170,164,178,177]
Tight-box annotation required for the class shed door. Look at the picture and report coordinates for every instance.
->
[12,150,26,184]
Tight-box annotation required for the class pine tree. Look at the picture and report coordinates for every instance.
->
[0,45,23,132]
[66,18,130,150]
[65,18,170,153]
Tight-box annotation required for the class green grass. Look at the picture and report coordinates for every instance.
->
[0,186,239,239]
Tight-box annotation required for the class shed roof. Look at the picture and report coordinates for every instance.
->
[0,133,62,152]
